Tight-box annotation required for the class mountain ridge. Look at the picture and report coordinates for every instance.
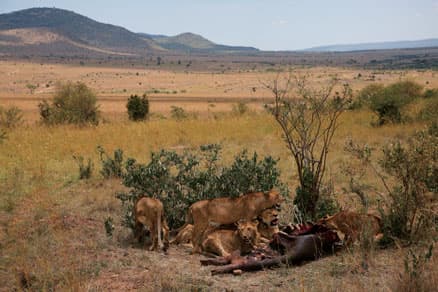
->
[0,7,258,55]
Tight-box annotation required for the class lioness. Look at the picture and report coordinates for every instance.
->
[257,207,280,243]
[189,190,283,253]
[134,197,169,251]
[170,224,193,245]
[202,219,260,257]
[317,210,382,245]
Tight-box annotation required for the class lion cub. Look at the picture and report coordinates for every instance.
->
[134,197,169,252]
[202,219,260,257]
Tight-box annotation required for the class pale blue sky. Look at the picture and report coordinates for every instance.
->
[1,0,437,50]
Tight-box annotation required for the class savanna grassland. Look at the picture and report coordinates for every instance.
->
[0,60,437,291]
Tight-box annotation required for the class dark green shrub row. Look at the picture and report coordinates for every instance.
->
[116,144,288,230]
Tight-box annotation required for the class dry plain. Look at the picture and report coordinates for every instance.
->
[0,60,437,291]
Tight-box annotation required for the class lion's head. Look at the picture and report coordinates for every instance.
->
[236,219,259,245]
[258,207,280,227]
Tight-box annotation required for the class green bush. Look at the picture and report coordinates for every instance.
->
[116,144,288,230]
[418,94,438,122]
[353,84,385,109]
[423,88,438,99]
[378,128,437,245]
[38,81,100,125]
[364,81,423,125]
[0,106,23,128]
[97,146,124,179]
[126,94,149,121]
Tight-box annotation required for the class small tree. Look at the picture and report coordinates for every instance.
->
[0,106,23,128]
[263,73,351,220]
[126,94,149,121]
[38,81,100,125]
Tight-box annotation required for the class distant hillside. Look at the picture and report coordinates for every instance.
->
[0,8,160,54]
[139,32,258,53]
[0,7,258,56]
[305,39,438,52]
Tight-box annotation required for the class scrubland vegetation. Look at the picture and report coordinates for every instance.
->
[0,65,437,291]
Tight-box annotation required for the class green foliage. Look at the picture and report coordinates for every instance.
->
[293,168,339,221]
[231,102,249,115]
[38,81,100,125]
[126,94,149,121]
[367,81,423,125]
[97,146,124,179]
[378,131,437,244]
[0,106,23,128]
[423,88,438,99]
[345,129,437,246]
[418,95,438,122]
[353,84,385,109]
[116,144,288,230]
[72,155,93,180]
[170,106,187,120]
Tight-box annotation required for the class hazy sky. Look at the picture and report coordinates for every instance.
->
[1,0,438,50]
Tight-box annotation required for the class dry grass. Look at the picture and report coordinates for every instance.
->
[1,61,436,291]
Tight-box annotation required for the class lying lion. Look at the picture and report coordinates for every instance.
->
[317,210,382,245]
[134,197,169,252]
[188,190,283,253]
[202,219,260,257]
[257,207,280,243]
[170,224,193,245]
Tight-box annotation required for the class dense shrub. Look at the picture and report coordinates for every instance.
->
[97,146,124,179]
[38,81,100,125]
[126,94,149,121]
[0,106,23,128]
[367,81,423,125]
[423,88,438,99]
[116,144,288,230]
[0,129,6,143]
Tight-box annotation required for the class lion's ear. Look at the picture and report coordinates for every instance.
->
[252,218,259,226]
[236,219,245,226]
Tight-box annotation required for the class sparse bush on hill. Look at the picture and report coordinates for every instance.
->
[38,81,100,125]
[0,106,23,128]
[116,144,288,230]
[72,155,93,179]
[263,73,351,220]
[126,94,149,121]
[170,105,188,120]
[231,102,249,115]
[0,128,6,143]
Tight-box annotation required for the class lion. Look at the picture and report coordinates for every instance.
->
[317,210,382,245]
[257,207,280,243]
[188,190,283,253]
[201,219,260,257]
[134,197,169,252]
[170,224,193,245]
